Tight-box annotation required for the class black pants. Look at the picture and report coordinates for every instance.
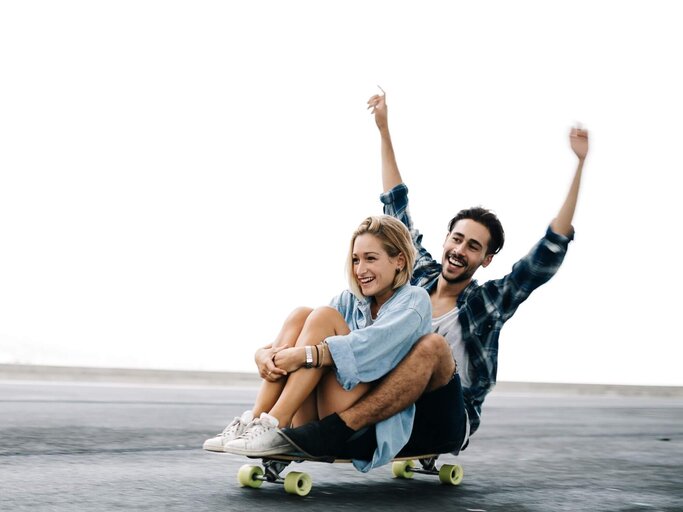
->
[340,374,468,460]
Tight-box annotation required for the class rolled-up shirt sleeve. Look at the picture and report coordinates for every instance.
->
[326,287,431,390]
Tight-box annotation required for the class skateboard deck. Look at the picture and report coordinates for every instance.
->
[236,452,464,496]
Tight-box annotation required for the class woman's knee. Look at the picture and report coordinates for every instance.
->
[274,307,313,348]
[286,306,314,326]
[292,306,349,347]
[304,306,347,330]
[308,305,340,319]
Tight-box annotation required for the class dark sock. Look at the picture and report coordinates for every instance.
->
[320,413,355,441]
[280,413,355,458]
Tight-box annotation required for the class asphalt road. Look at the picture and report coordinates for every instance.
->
[1,378,682,511]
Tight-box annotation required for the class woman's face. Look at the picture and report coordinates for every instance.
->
[352,233,403,307]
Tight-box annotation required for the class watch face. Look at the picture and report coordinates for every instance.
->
[305,346,313,367]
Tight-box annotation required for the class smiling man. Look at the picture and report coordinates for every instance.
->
[278,91,589,463]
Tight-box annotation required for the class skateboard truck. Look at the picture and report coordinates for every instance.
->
[238,458,313,496]
[391,456,464,486]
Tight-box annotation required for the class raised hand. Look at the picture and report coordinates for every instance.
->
[570,127,589,160]
[552,126,589,236]
[367,86,388,131]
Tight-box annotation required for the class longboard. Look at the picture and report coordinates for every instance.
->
[236,452,464,496]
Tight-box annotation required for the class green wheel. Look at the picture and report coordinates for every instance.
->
[283,471,312,496]
[237,464,264,488]
[391,460,415,479]
[438,463,464,485]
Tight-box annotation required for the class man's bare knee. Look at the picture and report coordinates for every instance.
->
[412,333,451,359]
[394,334,452,380]
[341,334,452,430]
[413,333,455,391]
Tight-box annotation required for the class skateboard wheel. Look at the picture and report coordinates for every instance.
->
[391,460,415,479]
[237,464,264,488]
[438,463,464,485]
[283,471,312,496]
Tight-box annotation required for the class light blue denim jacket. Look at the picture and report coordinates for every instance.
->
[326,283,432,472]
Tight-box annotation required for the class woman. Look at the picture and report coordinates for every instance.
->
[203,215,431,467]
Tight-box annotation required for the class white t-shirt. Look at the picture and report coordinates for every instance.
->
[431,306,470,388]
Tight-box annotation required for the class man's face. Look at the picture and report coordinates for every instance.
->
[441,219,493,284]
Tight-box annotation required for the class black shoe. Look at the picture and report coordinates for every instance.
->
[279,413,355,459]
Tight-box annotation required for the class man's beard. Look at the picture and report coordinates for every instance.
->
[442,267,476,284]
[442,252,477,284]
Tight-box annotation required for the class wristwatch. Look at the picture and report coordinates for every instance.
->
[304,346,314,369]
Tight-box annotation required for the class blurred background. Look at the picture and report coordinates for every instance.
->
[1,1,681,386]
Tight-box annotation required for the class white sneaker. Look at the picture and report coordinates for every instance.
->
[223,412,292,456]
[202,410,254,452]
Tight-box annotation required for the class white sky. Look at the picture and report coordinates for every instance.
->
[1,1,681,386]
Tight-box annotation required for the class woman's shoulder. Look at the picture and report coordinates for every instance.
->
[397,283,430,296]
[331,289,365,309]
[393,284,431,307]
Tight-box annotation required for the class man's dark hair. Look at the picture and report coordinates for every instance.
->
[447,207,505,255]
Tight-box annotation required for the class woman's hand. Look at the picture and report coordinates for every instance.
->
[273,346,306,374]
[255,344,288,382]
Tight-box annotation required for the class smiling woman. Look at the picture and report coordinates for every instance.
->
[202,215,432,471]
[348,215,415,314]
[0,0,682,392]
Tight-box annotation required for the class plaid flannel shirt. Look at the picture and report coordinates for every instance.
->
[381,184,574,434]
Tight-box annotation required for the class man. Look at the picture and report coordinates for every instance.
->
[277,90,589,464]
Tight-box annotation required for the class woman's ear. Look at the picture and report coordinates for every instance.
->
[396,253,406,272]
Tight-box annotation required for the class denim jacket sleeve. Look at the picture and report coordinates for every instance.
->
[326,286,432,390]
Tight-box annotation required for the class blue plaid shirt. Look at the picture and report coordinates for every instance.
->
[381,184,574,435]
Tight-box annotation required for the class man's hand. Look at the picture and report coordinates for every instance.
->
[255,344,288,382]
[570,126,589,161]
[367,86,388,131]
[552,125,589,236]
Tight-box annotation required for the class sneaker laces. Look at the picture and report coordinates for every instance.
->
[238,418,276,441]
[220,417,243,438]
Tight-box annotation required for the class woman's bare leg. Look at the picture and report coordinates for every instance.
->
[251,307,312,417]
[290,391,319,428]
[268,306,350,427]
[316,372,372,420]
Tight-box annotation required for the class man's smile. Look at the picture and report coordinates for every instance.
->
[447,253,466,268]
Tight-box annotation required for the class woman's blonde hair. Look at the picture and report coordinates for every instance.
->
[346,215,416,298]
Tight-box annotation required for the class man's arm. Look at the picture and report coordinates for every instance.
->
[368,90,403,193]
[551,127,589,236]
[371,90,443,285]
[477,127,590,324]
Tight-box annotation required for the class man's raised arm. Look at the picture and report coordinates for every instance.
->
[368,90,403,193]
[551,127,589,237]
